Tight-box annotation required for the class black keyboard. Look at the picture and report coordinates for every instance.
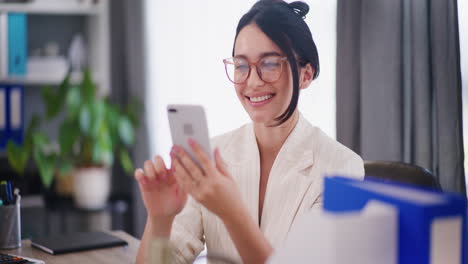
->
[0,253,37,264]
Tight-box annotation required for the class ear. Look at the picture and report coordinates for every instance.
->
[299,63,315,90]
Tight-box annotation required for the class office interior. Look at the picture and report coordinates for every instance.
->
[0,0,467,261]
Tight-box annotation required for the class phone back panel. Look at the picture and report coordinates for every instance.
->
[167,104,212,166]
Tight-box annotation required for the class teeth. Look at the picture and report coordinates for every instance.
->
[249,94,273,102]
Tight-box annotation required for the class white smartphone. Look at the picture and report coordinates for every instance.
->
[167,104,212,168]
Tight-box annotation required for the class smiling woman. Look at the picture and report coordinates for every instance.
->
[138,1,356,264]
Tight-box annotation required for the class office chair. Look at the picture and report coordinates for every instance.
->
[364,160,442,191]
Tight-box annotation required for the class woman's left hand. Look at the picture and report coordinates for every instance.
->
[170,139,244,221]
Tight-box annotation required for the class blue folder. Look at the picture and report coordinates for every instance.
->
[8,13,27,76]
[323,176,467,264]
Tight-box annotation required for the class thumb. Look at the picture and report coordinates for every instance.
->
[214,148,229,176]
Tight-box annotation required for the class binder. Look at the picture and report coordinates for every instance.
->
[7,13,27,76]
[7,85,23,145]
[323,176,467,264]
[0,12,7,78]
[0,84,7,150]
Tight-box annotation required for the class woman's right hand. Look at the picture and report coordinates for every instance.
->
[134,155,188,221]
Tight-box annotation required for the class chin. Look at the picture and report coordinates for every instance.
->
[247,111,277,125]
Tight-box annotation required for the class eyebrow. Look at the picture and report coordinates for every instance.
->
[234,51,283,60]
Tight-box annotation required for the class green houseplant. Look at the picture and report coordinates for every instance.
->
[6,70,140,208]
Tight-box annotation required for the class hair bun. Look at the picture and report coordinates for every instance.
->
[288,1,309,19]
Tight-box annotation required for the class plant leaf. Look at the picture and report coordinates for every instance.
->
[118,116,135,146]
[6,141,29,175]
[92,124,113,166]
[58,72,70,99]
[89,100,105,139]
[33,150,55,189]
[32,132,50,152]
[66,86,82,119]
[119,149,133,174]
[24,115,41,149]
[41,85,60,119]
[79,106,91,135]
[81,69,96,102]
[59,120,79,155]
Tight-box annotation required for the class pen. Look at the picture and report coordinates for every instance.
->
[6,181,13,204]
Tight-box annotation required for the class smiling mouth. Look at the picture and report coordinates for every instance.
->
[246,94,275,102]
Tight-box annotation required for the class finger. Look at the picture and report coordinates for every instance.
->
[144,160,158,182]
[214,148,229,176]
[173,145,205,183]
[187,139,216,175]
[171,153,195,194]
[153,155,169,181]
[135,168,151,192]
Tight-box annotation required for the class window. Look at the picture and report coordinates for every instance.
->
[144,0,338,164]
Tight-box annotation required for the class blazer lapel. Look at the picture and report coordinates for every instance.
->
[222,123,261,228]
[260,114,321,247]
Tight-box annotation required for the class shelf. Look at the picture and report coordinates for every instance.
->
[0,75,64,85]
[0,72,102,86]
[0,0,102,15]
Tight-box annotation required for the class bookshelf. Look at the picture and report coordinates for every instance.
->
[0,0,110,94]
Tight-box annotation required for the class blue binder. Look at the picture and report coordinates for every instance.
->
[8,13,27,76]
[7,85,24,145]
[0,84,7,150]
[323,176,467,264]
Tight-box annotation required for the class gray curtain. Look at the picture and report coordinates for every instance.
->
[110,0,149,238]
[336,0,466,194]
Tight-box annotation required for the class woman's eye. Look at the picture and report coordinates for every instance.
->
[262,61,280,69]
[235,64,249,71]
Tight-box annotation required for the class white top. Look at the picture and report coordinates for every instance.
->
[170,113,365,263]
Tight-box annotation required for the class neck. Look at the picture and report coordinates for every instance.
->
[253,110,300,156]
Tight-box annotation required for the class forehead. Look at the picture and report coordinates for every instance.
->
[234,23,283,60]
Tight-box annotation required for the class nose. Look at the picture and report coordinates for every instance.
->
[246,66,265,87]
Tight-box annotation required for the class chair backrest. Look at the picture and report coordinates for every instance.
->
[364,161,442,191]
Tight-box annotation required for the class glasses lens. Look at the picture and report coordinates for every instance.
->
[225,58,249,84]
[259,56,283,82]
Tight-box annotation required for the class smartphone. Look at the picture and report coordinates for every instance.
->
[167,104,212,168]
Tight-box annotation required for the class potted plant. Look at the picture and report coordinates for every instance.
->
[6,70,140,209]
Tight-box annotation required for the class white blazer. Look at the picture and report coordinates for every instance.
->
[170,114,364,263]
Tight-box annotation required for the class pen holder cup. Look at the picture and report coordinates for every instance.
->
[0,198,21,249]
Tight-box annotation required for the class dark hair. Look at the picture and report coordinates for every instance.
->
[233,0,319,125]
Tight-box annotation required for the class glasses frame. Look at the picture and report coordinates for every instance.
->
[223,56,288,84]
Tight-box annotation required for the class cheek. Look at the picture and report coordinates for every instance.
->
[234,84,245,98]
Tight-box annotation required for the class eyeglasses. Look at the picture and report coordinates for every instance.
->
[223,56,288,84]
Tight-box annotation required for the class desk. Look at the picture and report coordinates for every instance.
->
[0,230,140,263]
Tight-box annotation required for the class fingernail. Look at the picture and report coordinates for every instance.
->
[188,138,195,146]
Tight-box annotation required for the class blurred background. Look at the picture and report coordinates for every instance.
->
[0,0,466,245]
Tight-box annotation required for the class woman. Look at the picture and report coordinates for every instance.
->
[135,1,364,263]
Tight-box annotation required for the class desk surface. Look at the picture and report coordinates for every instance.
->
[0,230,140,264]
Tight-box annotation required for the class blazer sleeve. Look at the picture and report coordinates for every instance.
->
[170,197,205,263]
